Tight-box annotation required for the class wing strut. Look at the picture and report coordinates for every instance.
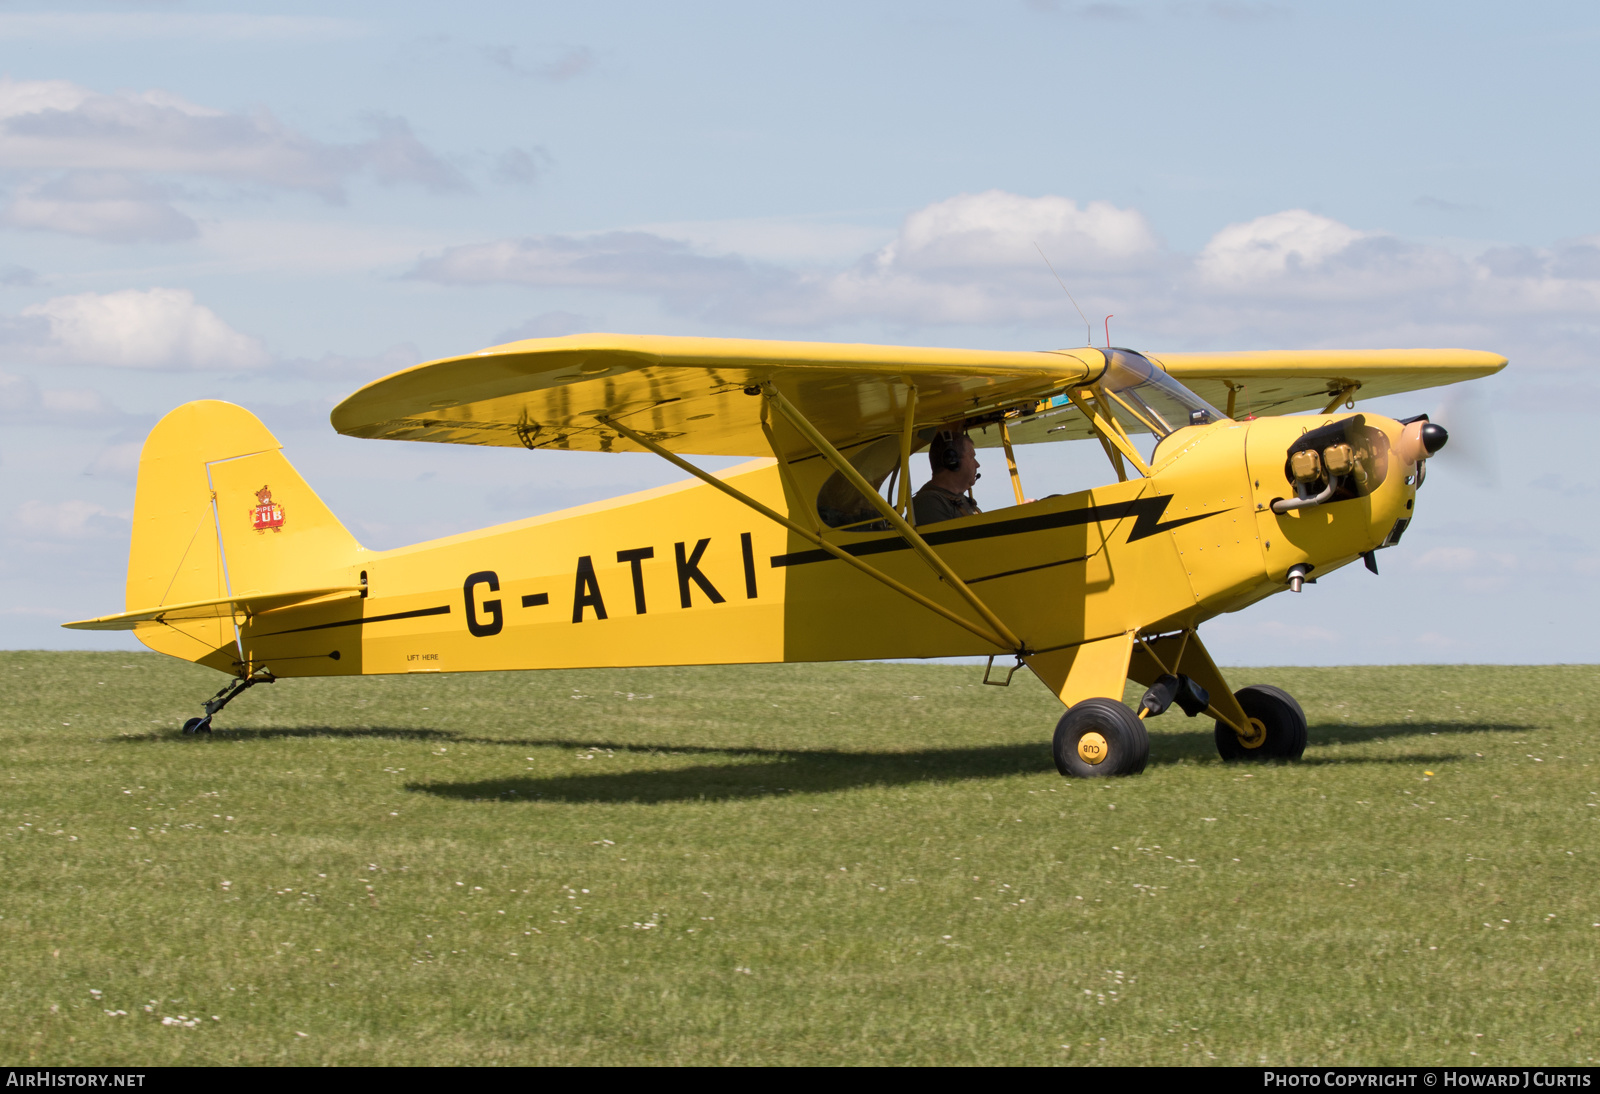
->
[1000,421,1025,506]
[1067,389,1152,477]
[1321,381,1360,414]
[599,416,1019,652]
[897,381,918,521]
[761,384,1025,653]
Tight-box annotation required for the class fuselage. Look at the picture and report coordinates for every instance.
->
[225,411,1417,679]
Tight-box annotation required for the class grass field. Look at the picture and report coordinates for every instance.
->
[2,651,1598,1066]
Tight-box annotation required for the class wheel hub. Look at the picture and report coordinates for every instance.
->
[1237,717,1268,749]
[1077,731,1109,765]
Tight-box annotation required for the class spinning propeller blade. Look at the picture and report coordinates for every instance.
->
[1431,385,1500,487]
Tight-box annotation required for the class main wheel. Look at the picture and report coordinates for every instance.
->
[1214,684,1306,761]
[1053,698,1150,778]
[181,716,212,735]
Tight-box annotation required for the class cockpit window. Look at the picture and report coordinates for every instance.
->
[1096,349,1226,439]
[815,435,908,529]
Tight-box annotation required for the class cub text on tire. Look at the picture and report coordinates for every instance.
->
[1053,698,1150,778]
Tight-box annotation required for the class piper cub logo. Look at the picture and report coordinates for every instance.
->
[251,485,286,533]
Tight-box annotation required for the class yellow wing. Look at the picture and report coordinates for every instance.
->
[989,346,1507,448]
[1150,348,1507,419]
[332,336,1507,457]
[330,333,1101,458]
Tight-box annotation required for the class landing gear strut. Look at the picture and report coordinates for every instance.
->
[181,668,274,735]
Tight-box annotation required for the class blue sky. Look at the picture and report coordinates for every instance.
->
[2,1,1596,664]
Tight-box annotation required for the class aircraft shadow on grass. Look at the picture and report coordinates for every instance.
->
[110,719,1530,804]
[406,721,1528,805]
[113,726,458,744]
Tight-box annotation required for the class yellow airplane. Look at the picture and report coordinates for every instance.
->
[65,335,1503,777]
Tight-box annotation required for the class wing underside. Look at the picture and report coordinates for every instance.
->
[1153,348,1506,420]
[331,334,1102,459]
[330,335,1506,457]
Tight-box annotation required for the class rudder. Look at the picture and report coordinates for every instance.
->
[126,400,364,668]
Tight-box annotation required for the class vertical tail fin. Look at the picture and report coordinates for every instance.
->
[125,400,364,668]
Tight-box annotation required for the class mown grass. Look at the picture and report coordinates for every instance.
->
[1,652,1597,1065]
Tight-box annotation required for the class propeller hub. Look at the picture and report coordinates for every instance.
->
[1396,417,1448,465]
[1420,421,1448,454]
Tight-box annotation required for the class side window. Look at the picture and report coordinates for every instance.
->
[816,436,906,529]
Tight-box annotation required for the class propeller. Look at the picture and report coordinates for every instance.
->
[1430,384,1500,488]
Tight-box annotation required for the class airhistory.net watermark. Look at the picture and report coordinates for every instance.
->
[4,1075,145,1088]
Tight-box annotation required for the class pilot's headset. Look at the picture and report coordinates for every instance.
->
[937,430,965,471]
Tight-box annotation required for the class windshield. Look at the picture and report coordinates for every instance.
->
[1095,349,1226,438]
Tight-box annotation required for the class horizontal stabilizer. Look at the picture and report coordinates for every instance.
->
[62,585,363,631]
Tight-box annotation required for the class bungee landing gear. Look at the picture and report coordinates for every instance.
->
[181,667,275,735]
[1049,681,1308,777]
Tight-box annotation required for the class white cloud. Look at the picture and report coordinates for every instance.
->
[493,311,599,343]
[84,441,143,482]
[279,342,423,382]
[407,192,1159,326]
[0,368,124,422]
[637,215,892,265]
[883,190,1158,272]
[0,369,31,410]
[179,217,464,276]
[13,499,129,541]
[404,190,1600,368]
[13,288,269,370]
[39,386,121,417]
[2,171,196,242]
[408,231,779,304]
[1197,209,1372,284]
[491,147,550,186]
[483,45,597,82]
[0,13,364,41]
[0,77,462,203]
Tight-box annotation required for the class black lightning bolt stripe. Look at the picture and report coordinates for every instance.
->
[252,604,452,637]
[769,495,1228,569]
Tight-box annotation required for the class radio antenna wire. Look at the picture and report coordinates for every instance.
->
[1034,242,1092,346]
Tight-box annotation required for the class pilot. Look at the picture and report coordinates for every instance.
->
[912,431,982,525]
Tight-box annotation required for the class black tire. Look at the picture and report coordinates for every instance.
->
[1214,684,1306,761]
[181,716,211,735]
[1053,698,1150,778]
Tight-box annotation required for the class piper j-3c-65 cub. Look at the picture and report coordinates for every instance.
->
[65,335,1504,778]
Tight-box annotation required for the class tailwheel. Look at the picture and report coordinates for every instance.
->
[1053,698,1150,778]
[178,668,273,737]
[1214,684,1307,761]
